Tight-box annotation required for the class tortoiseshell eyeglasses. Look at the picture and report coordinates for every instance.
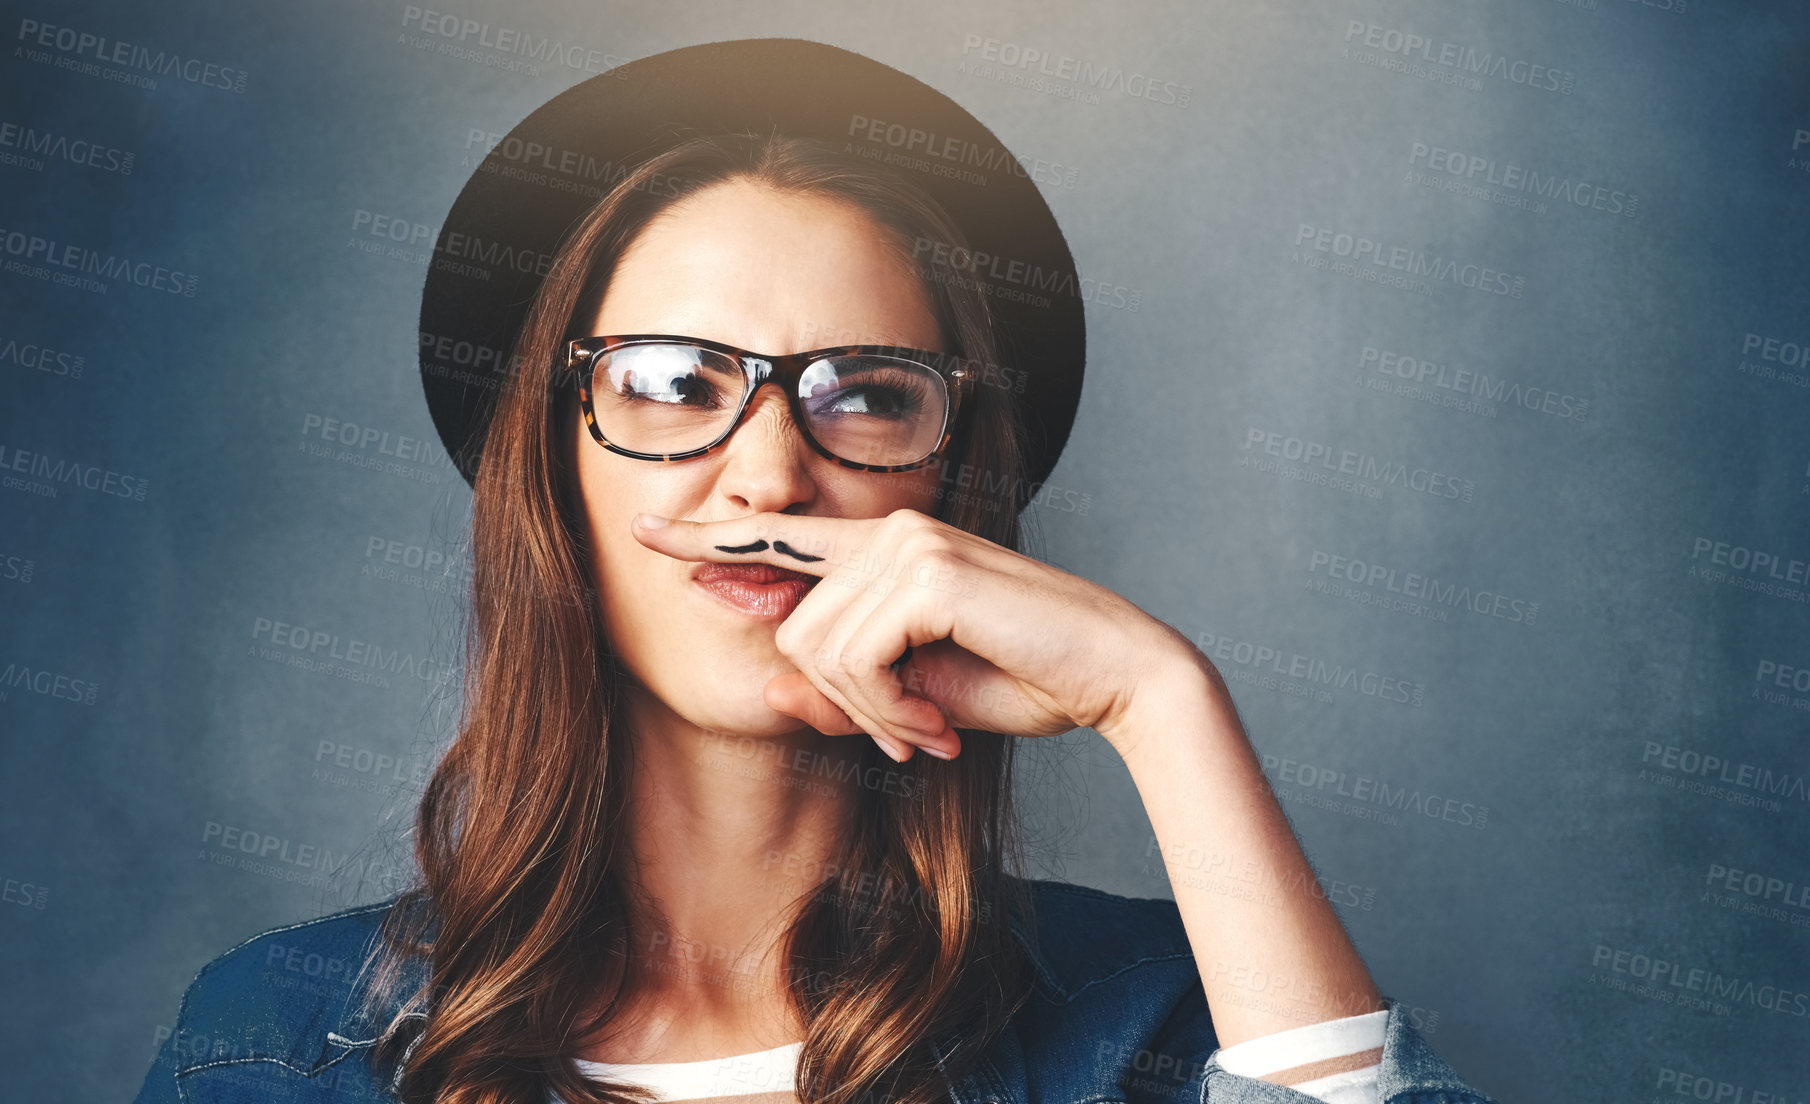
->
[564,334,974,472]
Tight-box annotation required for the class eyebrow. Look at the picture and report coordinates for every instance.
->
[701,332,945,354]
[840,334,940,351]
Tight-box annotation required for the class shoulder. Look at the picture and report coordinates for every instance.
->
[1007,876,1197,1001]
[994,878,1215,1103]
[169,896,411,1078]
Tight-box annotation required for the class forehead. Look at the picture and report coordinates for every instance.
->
[589,178,943,354]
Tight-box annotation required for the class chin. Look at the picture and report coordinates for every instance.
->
[681,699,813,742]
[651,654,807,738]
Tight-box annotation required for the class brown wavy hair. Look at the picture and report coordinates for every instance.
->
[354,131,1043,1104]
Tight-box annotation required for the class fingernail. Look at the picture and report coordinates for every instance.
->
[921,744,954,760]
[636,513,669,529]
[877,735,907,762]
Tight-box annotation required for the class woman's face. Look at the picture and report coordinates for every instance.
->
[572,177,946,738]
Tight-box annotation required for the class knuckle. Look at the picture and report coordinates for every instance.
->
[893,524,952,567]
[916,546,960,573]
[811,670,851,708]
[772,620,805,657]
[882,507,936,543]
[838,649,878,677]
[903,545,961,589]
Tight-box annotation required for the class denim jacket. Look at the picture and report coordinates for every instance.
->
[132,877,1500,1104]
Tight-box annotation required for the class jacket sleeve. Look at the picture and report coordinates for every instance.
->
[1147,989,1504,1104]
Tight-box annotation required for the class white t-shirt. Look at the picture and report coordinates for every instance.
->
[552,1040,803,1104]
[552,1010,1386,1104]
[1214,1008,1387,1103]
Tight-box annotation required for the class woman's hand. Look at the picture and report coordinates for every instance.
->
[629,506,1201,761]
[632,506,1391,1049]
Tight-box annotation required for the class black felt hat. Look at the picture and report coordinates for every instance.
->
[418,37,1085,507]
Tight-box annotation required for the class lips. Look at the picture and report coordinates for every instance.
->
[692,562,820,620]
[693,563,820,586]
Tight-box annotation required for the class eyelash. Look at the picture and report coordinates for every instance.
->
[808,370,932,417]
[613,367,933,416]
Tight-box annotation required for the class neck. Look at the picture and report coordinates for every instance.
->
[600,687,866,1054]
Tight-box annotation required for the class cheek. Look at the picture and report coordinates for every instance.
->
[577,453,655,573]
[845,459,945,511]
[571,444,710,609]
[896,466,945,516]
[567,426,628,595]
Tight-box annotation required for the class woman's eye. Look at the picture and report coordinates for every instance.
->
[627,374,723,407]
[830,387,902,415]
[819,384,926,418]
[671,376,721,405]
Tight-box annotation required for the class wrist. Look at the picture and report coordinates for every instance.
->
[1097,637,1242,771]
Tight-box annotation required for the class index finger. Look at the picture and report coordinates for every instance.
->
[630,511,872,576]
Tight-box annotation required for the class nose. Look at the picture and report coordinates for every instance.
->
[712,379,818,513]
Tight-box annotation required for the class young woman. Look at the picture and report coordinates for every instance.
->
[134,39,1500,1104]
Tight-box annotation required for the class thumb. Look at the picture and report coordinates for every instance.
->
[763,671,860,735]
[899,639,1038,731]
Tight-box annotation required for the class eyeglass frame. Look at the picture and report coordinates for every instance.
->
[562,333,977,473]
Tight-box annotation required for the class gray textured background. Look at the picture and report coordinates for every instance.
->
[3,1,1808,1101]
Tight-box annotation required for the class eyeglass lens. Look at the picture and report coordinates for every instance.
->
[589,343,949,466]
